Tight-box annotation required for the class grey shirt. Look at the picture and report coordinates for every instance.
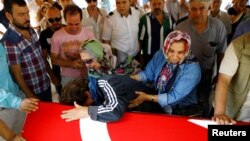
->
[176,17,227,71]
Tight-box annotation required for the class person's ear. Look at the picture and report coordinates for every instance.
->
[5,11,13,24]
[83,91,93,106]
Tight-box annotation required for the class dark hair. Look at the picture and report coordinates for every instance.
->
[227,7,238,15]
[63,4,82,21]
[4,0,27,14]
[52,2,63,11]
[60,78,89,106]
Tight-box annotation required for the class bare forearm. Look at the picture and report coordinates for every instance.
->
[144,94,158,103]
[10,66,35,98]
[214,73,232,115]
[0,119,16,140]
[51,56,73,68]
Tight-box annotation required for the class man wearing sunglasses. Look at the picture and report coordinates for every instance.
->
[39,6,63,97]
[51,4,95,87]
[81,0,107,40]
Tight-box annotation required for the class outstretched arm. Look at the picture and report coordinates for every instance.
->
[61,102,90,122]
[212,73,236,125]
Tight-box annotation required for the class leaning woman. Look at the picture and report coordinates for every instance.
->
[129,30,202,116]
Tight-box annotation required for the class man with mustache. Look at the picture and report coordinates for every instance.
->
[176,0,227,117]
[2,0,52,101]
[138,0,173,67]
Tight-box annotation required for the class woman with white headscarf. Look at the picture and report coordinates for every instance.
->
[129,30,201,115]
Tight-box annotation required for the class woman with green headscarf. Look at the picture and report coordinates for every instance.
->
[80,39,117,78]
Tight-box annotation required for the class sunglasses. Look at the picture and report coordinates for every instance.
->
[86,0,97,3]
[48,17,61,23]
[83,58,94,65]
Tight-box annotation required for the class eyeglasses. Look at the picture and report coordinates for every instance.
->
[83,58,94,65]
[48,17,61,23]
[86,0,97,3]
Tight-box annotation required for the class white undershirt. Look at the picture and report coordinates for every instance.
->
[219,44,250,122]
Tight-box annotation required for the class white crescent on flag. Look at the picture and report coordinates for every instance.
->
[80,117,111,141]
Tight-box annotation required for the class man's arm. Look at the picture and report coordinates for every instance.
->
[9,65,36,98]
[61,102,90,122]
[212,73,236,125]
[42,50,60,86]
[0,119,26,141]
[50,53,84,69]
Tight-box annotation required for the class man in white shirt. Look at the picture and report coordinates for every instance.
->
[102,0,141,65]
[81,0,107,40]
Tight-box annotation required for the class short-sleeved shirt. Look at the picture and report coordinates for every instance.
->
[102,7,141,59]
[232,20,250,40]
[81,8,107,40]
[51,26,95,77]
[39,27,54,52]
[3,24,50,94]
[39,27,61,75]
[219,44,250,122]
[208,10,232,35]
[176,17,227,71]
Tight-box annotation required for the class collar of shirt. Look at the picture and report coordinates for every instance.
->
[120,8,132,17]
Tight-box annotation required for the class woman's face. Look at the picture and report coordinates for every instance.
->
[166,41,186,64]
[80,51,101,69]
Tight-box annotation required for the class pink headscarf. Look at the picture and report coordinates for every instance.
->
[163,30,191,63]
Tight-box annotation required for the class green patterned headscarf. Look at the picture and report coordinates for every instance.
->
[80,39,104,60]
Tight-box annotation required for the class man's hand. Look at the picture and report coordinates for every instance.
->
[61,102,90,122]
[212,114,237,125]
[19,98,39,113]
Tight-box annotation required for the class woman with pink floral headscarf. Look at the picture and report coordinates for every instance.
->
[129,30,202,116]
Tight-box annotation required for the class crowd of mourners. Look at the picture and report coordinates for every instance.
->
[1,0,250,140]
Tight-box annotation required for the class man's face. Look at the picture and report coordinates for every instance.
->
[65,13,81,34]
[86,0,98,10]
[233,0,247,13]
[150,0,164,15]
[210,0,221,12]
[129,0,137,6]
[6,4,30,30]
[116,0,130,16]
[59,0,72,9]
[188,1,209,24]
[46,8,62,31]
[35,0,43,6]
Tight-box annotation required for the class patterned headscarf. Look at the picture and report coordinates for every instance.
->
[80,39,104,60]
[163,30,191,64]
